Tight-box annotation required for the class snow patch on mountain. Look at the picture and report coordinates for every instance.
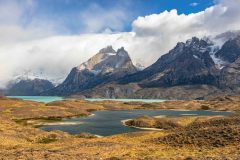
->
[106,52,116,56]
[202,33,237,70]
[193,55,200,60]
[208,42,228,69]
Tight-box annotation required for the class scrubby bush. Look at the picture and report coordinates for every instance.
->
[76,132,98,139]
[200,105,210,110]
[36,133,58,144]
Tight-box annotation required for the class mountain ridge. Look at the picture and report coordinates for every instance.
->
[66,33,240,100]
[6,31,240,99]
[6,78,54,96]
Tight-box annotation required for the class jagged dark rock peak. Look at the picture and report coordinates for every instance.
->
[45,46,137,96]
[7,79,54,96]
[119,37,218,87]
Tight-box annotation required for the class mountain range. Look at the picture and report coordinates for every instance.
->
[5,31,240,99]
[6,79,54,96]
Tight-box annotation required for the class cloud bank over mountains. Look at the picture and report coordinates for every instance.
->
[0,0,240,88]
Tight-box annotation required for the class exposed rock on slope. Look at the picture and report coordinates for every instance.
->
[45,46,137,96]
[74,83,228,100]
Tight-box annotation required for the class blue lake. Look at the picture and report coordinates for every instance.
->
[40,110,233,136]
[7,96,233,136]
[8,96,63,103]
[8,96,166,103]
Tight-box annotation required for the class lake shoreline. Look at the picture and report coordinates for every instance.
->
[3,96,238,134]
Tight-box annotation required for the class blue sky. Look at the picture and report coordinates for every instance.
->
[20,0,215,34]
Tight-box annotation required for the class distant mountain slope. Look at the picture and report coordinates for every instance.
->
[44,46,137,96]
[6,79,54,96]
[0,89,6,96]
[12,71,64,87]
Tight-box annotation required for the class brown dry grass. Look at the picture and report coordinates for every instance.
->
[0,96,239,159]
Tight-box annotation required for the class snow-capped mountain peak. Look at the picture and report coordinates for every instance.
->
[77,46,117,72]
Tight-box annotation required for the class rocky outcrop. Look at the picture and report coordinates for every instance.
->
[45,46,137,96]
[7,79,54,96]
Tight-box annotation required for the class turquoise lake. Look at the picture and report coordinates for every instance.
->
[8,96,63,103]
[7,96,233,136]
[8,96,166,103]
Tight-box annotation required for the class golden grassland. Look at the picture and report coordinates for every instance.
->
[0,96,239,160]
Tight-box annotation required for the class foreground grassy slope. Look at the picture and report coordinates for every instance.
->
[0,96,239,159]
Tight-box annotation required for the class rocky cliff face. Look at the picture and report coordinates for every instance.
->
[45,46,137,95]
[71,34,240,100]
[120,37,219,87]
[7,79,54,96]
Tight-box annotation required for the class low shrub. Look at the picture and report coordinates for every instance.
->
[200,105,210,110]
[36,134,58,144]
